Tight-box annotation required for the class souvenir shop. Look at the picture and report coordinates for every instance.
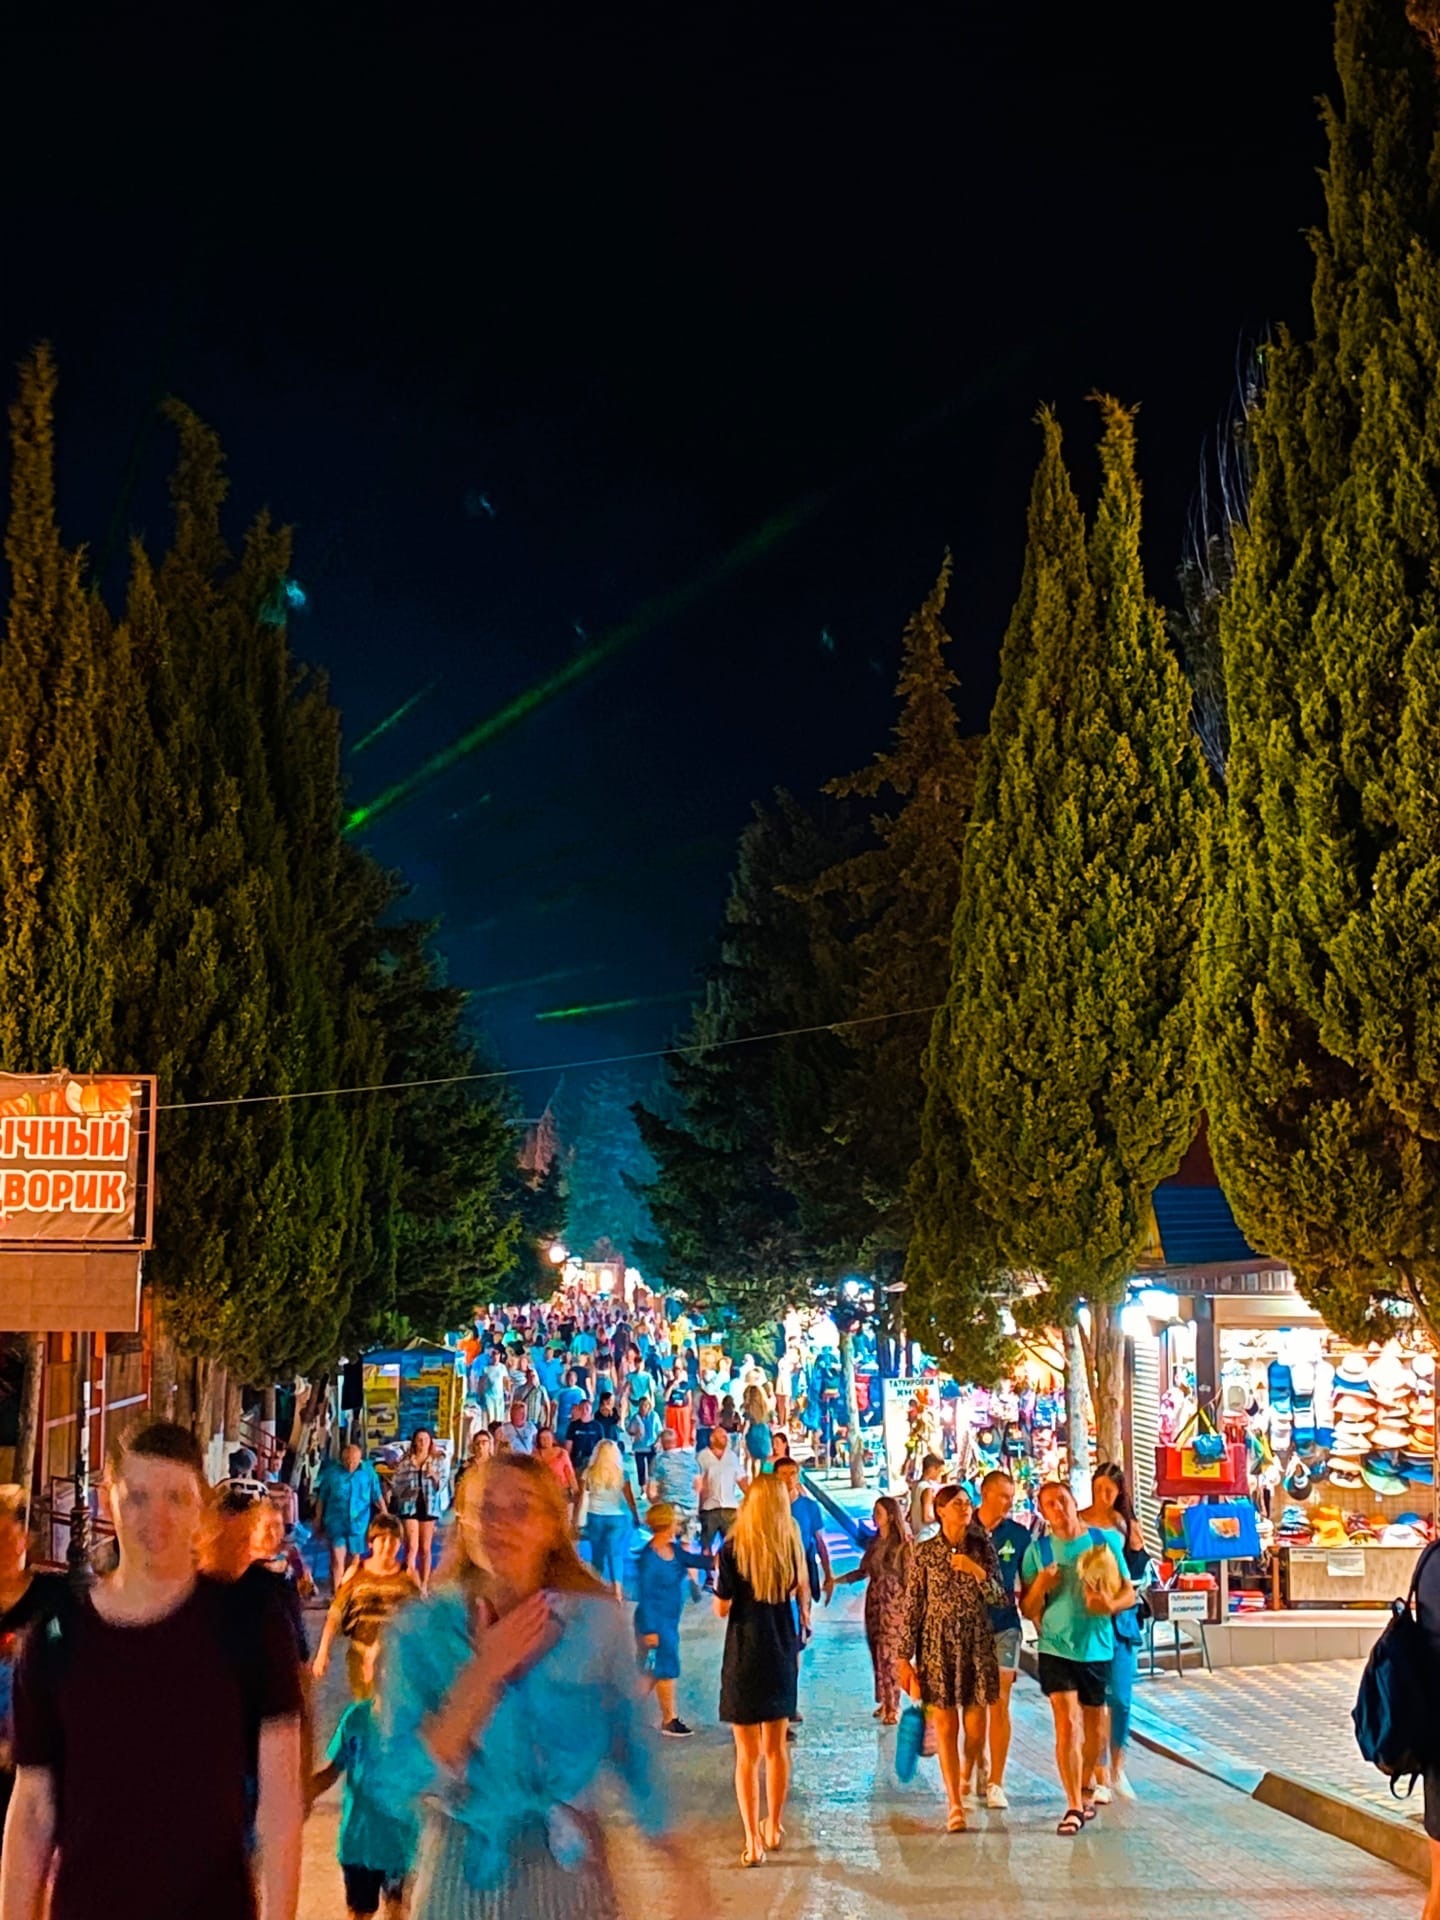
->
[1142,1281,1435,1613]
[937,1337,1076,1510]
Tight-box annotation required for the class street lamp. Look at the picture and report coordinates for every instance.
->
[547,1241,569,1267]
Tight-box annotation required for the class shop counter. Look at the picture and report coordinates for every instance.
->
[1284,1541,1423,1607]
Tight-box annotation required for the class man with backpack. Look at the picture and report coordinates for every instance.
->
[1020,1480,1136,1839]
[0,1421,305,1920]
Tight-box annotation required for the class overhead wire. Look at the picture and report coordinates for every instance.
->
[154,1003,946,1114]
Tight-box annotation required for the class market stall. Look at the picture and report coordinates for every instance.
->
[1152,1309,1434,1610]
[360,1341,466,1471]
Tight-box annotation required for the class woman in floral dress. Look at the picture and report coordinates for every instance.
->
[896,1484,1003,1832]
[834,1494,912,1722]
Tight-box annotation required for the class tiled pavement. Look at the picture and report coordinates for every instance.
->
[300,1590,1422,1918]
[1132,1656,1423,1828]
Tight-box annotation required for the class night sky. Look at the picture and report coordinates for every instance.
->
[2,6,1335,1098]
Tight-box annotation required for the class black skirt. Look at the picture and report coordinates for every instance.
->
[716,1542,799,1726]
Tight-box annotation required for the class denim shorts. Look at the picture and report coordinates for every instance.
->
[993,1626,1022,1671]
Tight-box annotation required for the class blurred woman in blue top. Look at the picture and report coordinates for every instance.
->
[379,1451,672,1918]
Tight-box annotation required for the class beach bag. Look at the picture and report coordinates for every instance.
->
[1181,1500,1262,1562]
[895,1700,928,1783]
[1353,1542,1440,1797]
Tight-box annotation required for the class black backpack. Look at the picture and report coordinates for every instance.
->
[1353,1540,1440,1796]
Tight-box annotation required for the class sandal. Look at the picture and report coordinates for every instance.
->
[1081,1800,1098,1823]
[946,1807,968,1833]
[763,1822,785,1852]
[740,1844,765,1868]
[1056,1808,1085,1837]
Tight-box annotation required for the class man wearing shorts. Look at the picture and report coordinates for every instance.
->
[1020,1480,1135,1837]
[973,1470,1032,1809]
[315,1443,386,1593]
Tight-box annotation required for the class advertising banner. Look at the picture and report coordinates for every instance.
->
[0,1074,156,1250]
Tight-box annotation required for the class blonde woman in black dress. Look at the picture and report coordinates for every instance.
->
[896,1484,1003,1832]
[714,1473,811,1867]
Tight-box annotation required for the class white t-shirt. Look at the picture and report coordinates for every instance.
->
[697,1446,746,1509]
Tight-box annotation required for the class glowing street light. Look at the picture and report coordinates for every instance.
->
[547,1241,569,1267]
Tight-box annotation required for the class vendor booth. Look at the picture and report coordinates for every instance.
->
[1127,1127,1434,1665]
[360,1341,466,1467]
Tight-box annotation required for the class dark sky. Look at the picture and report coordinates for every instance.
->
[2,5,1335,1098]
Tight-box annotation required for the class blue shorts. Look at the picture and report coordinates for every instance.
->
[330,1529,367,1558]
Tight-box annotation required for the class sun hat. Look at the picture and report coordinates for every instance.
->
[1333,1355,1373,1391]
[1283,1459,1312,1497]
[1332,1394,1376,1420]
[1383,1522,1429,1547]
[1326,1463,1364,1489]
[1362,1460,1408,1496]
[1371,1425,1412,1451]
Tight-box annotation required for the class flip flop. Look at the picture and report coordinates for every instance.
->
[1081,1800,1099,1822]
[946,1808,968,1833]
[1057,1808,1085,1836]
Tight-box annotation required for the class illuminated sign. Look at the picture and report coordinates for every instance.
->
[0,1074,157,1250]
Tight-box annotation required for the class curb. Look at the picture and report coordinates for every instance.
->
[1018,1646,1427,1882]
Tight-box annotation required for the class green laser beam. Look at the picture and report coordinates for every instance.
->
[344,504,815,834]
[470,965,602,1002]
[350,680,439,756]
[535,990,697,1024]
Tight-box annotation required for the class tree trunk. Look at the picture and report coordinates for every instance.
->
[1063,1317,1091,1496]
[1079,1297,1127,1471]
[838,1328,865,1489]
[13,1333,45,1503]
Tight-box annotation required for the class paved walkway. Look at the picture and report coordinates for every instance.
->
[299,1587,1421,1918]
[1132,1657,1421,1827]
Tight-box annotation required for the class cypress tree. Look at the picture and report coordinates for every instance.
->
[922,403,1211,1460]
[638,794,849,1336]
[561,1070,658,1266]
[1204,0,1440,1340]
[0,347,120,1073]
[801,557,980,1269]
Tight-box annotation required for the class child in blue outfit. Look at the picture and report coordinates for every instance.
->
[633,1500,709,1739]
[313,1644,418,1920]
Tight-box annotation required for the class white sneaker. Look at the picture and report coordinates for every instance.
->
[985,1783,1010,1810]
[1113,1771,1136,1802]
[1090,1784,1112,1805]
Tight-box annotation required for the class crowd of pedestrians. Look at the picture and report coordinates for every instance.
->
[0,1285,1162,1918]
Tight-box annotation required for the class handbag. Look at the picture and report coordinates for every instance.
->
[895,1700,927,1783]
[1181,1499,1262,1562]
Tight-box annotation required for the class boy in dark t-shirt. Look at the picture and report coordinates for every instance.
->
[7,1423,304,1920]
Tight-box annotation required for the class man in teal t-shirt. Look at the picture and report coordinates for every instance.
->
[1020,1481,1135,1837]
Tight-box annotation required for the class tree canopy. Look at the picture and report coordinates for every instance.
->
[916,402,1212,1456]
[1203,0,1440,1343]
[0,352,522,1382]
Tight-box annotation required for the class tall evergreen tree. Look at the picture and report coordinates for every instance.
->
[349,921,522,1344]
[920,403,1211,1461]
[561,1070,659,1266]
[638,794,849,1335]
[799,557,979,1270]
[1204,0,1440,1341]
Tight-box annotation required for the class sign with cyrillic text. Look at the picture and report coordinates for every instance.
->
[0,1074,156,1250]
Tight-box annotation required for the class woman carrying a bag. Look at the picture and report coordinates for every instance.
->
[1079,1462,1152,1803]
[895,1485,1004,1832]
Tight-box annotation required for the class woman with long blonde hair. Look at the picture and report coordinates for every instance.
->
[379,1452,674,1916]
[581,1439,640,1598]
[713,1473,808,1866]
